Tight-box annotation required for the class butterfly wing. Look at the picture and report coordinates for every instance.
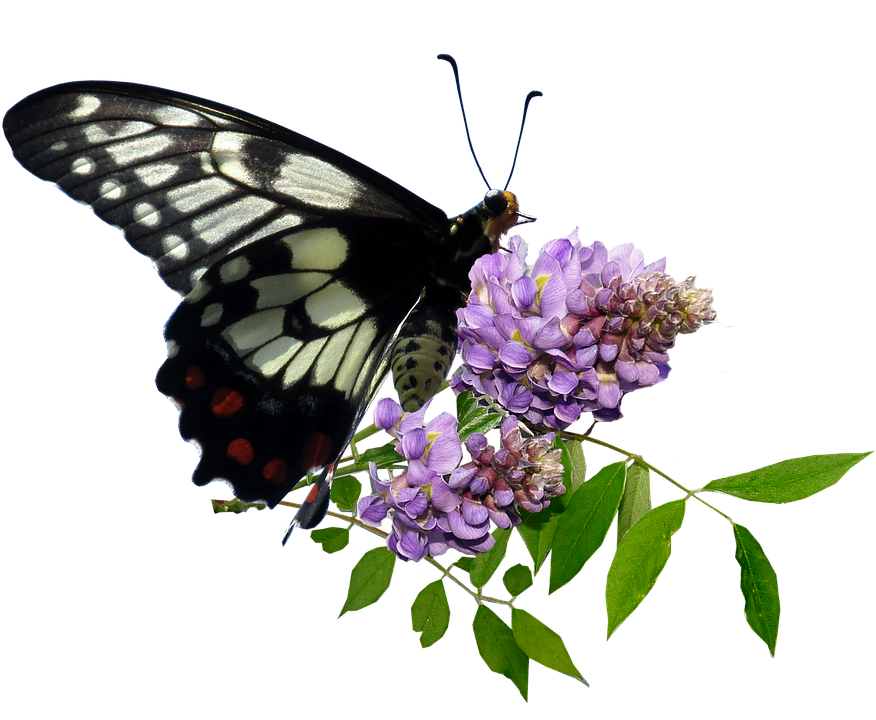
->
[156,221,430,509]
[3,81,447,294]
[4,82,451,513]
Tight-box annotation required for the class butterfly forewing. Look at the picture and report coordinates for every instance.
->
[3,82,447,294]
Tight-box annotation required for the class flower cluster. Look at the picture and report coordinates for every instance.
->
[452,231,716,429]
[358,399,566,561]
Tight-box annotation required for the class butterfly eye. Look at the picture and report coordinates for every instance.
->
[483,189,508,216]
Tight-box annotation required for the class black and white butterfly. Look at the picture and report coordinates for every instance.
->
[3,71,531,531]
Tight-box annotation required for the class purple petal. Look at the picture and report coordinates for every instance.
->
[423,415,463,472]
[358,495,389,526]
[374,397,403,430]
[447,509,490,540]
[548,369,579,395]
[430,477,461,512]
[511,276,537,307]
[398,531,429,561]
[461,497,489,525]
[400,428,427,460]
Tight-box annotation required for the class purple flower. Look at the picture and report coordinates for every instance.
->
[358,401,565,560]
[452,232,716,429]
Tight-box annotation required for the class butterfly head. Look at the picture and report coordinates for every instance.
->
[433,190,530,294]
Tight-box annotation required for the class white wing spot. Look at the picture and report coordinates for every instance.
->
[282,337,329,388]
[105,133,173,167]
[190,268,207,287]
[305,281,364,329]
[190,196,279,246]
[252,272,329,310]
[162,234,190,261]
[313,325,355,387]
[98,179,125,201]
[274,152,358,209]
[198,151,216,174]
[185,280,211,303]
[213,132,255,184]
[219,256,251,284]
[49,141,68,152]
[133,202,161,227]
[84,121,153,145]
[166,176,236,214]
[285,227,348,270]
[249,335,303,377]
[135,163,179,187]
[70,94,100,118]
[152,105,208,127]
[166,339,179,358]
[71,156,96,175]
[336,319,379,396]
[201,303,223,327]
[223,308,285,351]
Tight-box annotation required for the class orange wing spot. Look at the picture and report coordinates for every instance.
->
[227,438,254,465]
[210,387,244,417]
[262,458,288,485]
[185,365,206,390]
[300,432,333,473]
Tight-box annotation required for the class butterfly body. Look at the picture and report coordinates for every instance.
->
[4,81,521,524]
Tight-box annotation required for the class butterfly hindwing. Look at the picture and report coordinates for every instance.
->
[156,222,430,507]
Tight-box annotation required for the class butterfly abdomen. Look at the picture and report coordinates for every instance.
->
[391,286,460,411]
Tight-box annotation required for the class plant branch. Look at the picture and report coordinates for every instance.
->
[564,431,734,523]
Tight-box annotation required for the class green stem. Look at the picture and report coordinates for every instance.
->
[277,500,511,605]
[564,431,734,523]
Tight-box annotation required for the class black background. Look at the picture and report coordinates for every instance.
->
[0,52,874,712]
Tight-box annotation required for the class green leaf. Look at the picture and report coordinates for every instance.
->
[702,452,871,503]
[335,444,404,478]
[563,438,587,493]
[210,497,268,515]
[339,547,395,616]
[470,528,512,588]
[456,390,504,440]
[511,609,588,685]
[310,527,349,554]
[453,555,474,573]
[503,564,533,596]
[516,437,585,574]
[617,461,651,544]
[411,580,450,648]
[473,605,529,700]
[330,475,361,511]
[549,462,626,594]
[606,499,686,639]
[734,523,780,656]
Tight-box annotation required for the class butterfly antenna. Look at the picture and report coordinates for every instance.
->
[438,54,491,189]
[503,90,543,190]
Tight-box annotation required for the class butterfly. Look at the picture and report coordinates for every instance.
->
[3,63,536,531]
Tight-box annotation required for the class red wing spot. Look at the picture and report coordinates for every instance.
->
[300,432,333,473]
[186,365,206,390]
[305,483,321,503]
[262,458,288,485]
[210,388,244,417]
[227,438,254,465]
